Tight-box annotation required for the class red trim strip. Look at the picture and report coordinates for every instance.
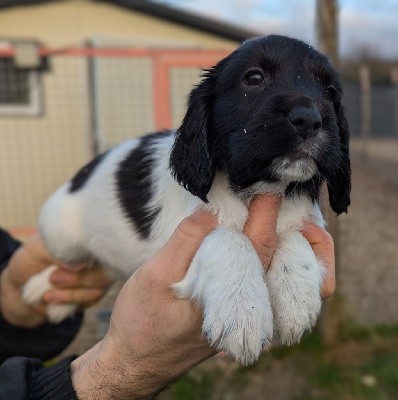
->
[0,46,230,59]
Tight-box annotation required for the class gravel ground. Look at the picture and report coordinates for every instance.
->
[60,138,398,358]
[339,138,398,324]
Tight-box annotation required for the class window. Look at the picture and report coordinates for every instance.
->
[0,42,43,116]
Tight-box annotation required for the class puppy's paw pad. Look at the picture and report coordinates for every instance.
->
[22,265,58,305]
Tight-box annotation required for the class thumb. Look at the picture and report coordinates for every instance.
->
[157,210,217,281]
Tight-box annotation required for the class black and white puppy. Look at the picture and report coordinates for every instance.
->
[23,35,350,365]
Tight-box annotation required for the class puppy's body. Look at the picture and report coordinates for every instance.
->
[23,35,350,365]
[39,131,322,275]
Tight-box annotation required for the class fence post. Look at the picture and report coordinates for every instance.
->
[315,0,343,344]
[86,40,101,156]
[315,0,339,65]
[359,64,371,161]
[391,68,398,138]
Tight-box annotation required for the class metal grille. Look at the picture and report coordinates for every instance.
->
[0,58,30,104]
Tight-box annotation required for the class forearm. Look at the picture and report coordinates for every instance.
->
[0,266,45,327]
[71,334,215,399]
[71,340,158,400]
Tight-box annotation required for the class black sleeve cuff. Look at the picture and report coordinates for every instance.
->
[0,227,84,364]
[0,311,83,364]
[0,227,21,271]
[30,356,78,400]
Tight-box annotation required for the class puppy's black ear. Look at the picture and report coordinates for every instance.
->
[170,72,215,202]
[327,103,351,215]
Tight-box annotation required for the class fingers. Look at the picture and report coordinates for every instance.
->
[58,261,88,272]
[302,223,336,299]
[43,287,106,306]
[50,267,113,289]
[44,266,112,307]
[244,194,281,269]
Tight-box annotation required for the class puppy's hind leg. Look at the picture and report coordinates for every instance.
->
[23,186,90,323]
[173,227,273,365]
[22,265,78,323]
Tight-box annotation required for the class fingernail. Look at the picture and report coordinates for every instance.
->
[50,271,65,285]
[60,261,86,271]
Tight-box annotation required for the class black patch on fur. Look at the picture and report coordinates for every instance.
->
[116,132,167,240]
[69,152,108,193]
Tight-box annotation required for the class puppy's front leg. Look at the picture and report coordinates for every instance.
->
[266,231,324,345]
[173,227,273,365]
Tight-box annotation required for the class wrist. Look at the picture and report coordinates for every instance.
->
[71,336,161,400]
[71,332,214,400]
[0,267,46,327]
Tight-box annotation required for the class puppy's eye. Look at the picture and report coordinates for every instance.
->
[324,85,337,101]
[244,70,265,86]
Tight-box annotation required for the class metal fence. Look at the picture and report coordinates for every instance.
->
[343,80,398,137]
[0,44,229,233]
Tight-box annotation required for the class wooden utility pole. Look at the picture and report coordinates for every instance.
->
[316,0,339,66]
[316,0,339,255]
[359,64,371,160]
[391,68,398,138]
[316,0,342,344]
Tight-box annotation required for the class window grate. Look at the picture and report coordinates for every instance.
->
[0,58,31,104]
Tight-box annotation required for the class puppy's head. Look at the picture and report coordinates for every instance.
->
[170,35,351,214]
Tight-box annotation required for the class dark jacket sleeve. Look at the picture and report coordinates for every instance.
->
[0,355,78,400]
[0,227,21,269]
[0,228,83,364]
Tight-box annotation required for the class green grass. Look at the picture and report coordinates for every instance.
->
[160,324,398,400]
[166,370,217,400]
[295,351,398,400]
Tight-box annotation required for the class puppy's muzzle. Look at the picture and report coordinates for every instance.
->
[289,106,322,140]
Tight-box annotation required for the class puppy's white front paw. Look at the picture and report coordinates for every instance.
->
[267,232,324,345]
[22,264,77,323]
[200,282,273,365]
[173,227,273,365]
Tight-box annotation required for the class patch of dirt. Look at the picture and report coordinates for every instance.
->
[339,139,398,324]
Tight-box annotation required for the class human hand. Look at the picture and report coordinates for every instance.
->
[302,222,335,299]
[0,234,112,328]
[243,195,335,299]
[71,195,335,399]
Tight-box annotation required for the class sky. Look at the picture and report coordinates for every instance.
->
[152,0,398,59]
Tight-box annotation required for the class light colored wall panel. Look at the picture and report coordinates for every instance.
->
[0,57,91,228]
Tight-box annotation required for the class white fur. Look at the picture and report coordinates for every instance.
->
[23,132,325,365]
[173,227,273,364]
[22,264,77,323]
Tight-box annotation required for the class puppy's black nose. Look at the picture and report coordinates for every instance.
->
[289,106,322,139]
